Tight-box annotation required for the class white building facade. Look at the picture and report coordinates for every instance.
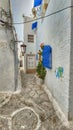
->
[36,0,73,120]
[22,16,36,73]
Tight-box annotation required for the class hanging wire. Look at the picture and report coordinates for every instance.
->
[10,5,73,25]
[0,5,73,26]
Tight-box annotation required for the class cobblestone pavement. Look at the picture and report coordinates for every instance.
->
[0,72,73,130]
[20,72,72,130]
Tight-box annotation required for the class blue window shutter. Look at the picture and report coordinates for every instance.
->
[34,0,42,7]
[42,45,52,69]
[32,22,37,30]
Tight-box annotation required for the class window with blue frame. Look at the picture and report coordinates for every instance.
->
[42,45,52,69]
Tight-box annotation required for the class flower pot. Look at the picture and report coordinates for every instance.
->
[35,75,44,86]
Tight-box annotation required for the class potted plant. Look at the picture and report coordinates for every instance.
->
[35,42,46,85]
[36,61,46,85]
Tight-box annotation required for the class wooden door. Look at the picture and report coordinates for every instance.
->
[26,54,36,73]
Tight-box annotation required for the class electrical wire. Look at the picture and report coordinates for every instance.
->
[0,5,73,26]
[12,5,73,25]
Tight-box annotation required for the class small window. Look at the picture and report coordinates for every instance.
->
[28,35,34,42]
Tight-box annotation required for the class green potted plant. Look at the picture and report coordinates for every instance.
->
[36,61,46,80]
[36,61,46,85]
[36,42,46,85]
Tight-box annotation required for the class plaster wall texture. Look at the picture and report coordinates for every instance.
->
[24,17,36,55]
[69,0,73,119]
[23,16,36,72]
[0,0,18,92]
[36,0,73,120]
[0,0,10,12]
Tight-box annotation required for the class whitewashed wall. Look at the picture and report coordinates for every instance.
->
[69,0,73,119]
[0,0,10,12]
[0,0,18,92]
[23,16,36,72]
[37,0,72,120]
[24,17,36,54]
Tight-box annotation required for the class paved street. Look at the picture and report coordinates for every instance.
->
[0,71,72,130]
[20,72,71,130]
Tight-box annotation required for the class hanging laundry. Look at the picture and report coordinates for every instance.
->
[34,0,42,7]
[32,21,37,30]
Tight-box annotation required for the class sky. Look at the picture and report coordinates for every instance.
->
[11,0,34,41]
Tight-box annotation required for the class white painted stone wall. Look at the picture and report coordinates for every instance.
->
[36,0,73,120]
[0,0,10,12]
[0,0,18,92]
[69,0,73,119]
[23,16,36,72]
[24,16,36,54]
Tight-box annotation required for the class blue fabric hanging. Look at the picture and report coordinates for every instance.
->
[42,45,52,69]
[32,21,37,30]
[34,0,42,7]
[36,54,38,60]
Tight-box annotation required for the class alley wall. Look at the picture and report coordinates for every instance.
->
[69,0,73,119]
[0,0,19,92]
[37,0,72,119]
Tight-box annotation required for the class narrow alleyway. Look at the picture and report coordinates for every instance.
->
[20,72,71,130]
[0,71,72,130]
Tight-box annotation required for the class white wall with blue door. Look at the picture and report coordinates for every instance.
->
[36,0,73,120]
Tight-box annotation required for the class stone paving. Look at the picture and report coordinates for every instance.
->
[20,72,72,130]
[0,71,73,129]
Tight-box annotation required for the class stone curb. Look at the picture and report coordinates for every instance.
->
[42,84,70,128]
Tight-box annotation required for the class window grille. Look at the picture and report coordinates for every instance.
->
[28,35,34,42]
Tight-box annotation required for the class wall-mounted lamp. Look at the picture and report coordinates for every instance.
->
[21,44,26,56]
[11,40,26,56]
